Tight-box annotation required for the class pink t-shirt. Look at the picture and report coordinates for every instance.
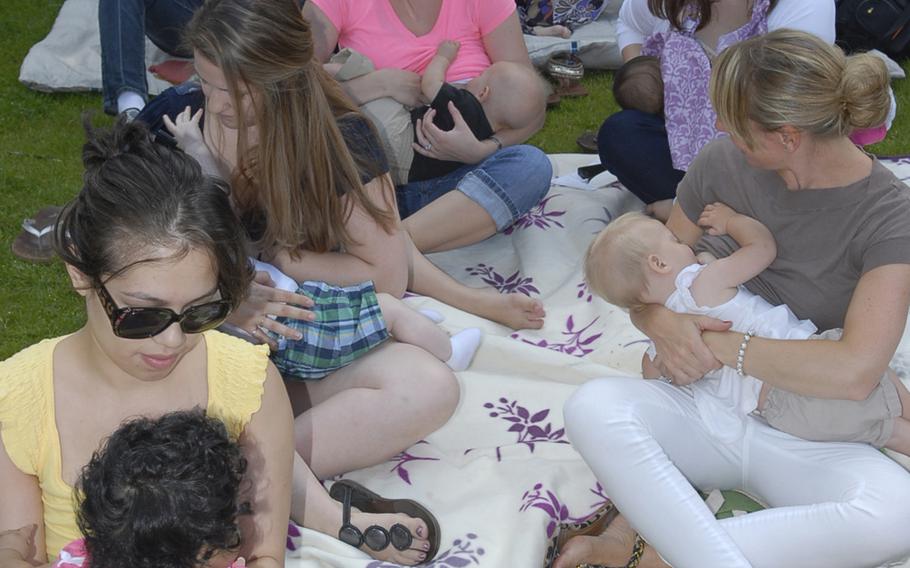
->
[311,0,516,82]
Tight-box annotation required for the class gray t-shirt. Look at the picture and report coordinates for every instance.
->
[677,138,910,331]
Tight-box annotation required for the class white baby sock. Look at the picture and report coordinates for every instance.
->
[117,90,146,115]
[445,328,483,371]
[418,308,445,323]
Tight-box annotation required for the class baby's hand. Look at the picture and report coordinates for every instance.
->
[163,105,205,151]
[436,40,460,62]
[0,525,35,562]
[698,202,738,236]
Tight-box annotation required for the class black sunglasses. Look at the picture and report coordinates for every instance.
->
[96,283,231,339]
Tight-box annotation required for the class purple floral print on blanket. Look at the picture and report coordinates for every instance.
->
[367,533,485,567]
[511,315,603,357]
[465,264,540,296]
[504,195,566,235]
[388,441,440,485]
[466,397,568,461]
[642,0,769,171]
[521,481,611,538]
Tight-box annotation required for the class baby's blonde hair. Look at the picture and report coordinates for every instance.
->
[710,29,891,149]
[584,212,657,309]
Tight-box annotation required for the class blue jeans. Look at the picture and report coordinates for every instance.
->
[99,0,203,114]
[598,109,685,204]
[396,145,552,231]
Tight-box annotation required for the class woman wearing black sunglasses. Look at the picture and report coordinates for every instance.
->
[0,119,294,566]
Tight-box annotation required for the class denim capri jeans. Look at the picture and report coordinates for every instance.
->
[395,144,552,231]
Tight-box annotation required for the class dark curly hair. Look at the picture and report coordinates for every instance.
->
[76,409,250,568]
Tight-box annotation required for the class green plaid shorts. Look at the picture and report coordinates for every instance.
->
[270,280,389,380]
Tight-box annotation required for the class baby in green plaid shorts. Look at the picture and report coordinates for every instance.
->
[252,259,482,380]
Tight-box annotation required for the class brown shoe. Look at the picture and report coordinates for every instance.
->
[11,206,62,264]
[576,131,598,153]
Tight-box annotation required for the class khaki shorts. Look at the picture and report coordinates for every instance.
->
[759,330,903,447]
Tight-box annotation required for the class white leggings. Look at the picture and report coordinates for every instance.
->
[564,377,910,568]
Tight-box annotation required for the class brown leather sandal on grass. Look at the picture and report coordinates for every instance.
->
[10,206,62,264]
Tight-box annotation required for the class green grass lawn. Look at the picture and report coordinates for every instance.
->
[0,0,908,359]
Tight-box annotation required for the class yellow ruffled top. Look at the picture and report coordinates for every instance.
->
[0,330,269,560]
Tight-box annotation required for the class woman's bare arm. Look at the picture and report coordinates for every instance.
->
[273,175,409,296]
[303,2,340,64]
[480,11,542,145]
[483,11,533,66]
[704,264,910,400]
[0,441,46,566]
[239,363,294,568]
[621,44,643,61]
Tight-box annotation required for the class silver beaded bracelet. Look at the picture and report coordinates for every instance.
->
[735,330,755,376]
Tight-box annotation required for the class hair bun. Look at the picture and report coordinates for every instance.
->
[81,115,153,175]
[841,53,891,131]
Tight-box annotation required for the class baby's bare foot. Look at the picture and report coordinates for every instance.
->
[474,288,545,330]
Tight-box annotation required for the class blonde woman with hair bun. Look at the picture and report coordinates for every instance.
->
[709,29,891,150]
[555,30,910,568]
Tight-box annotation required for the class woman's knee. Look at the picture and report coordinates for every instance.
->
[856,466,910,531]
[844,475,910,562]
[503,144,552,201]
[391,347,460,425]
[462,145,552,227]
[598,111,638,158]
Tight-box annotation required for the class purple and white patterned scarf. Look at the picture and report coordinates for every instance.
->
[643,0,770,171]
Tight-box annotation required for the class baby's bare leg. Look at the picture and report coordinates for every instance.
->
[378,293,452,361]
[883,370,910,455]
[377,293,482,371]
[533,24,572,38]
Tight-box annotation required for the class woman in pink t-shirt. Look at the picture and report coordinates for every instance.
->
[304,0,552,254]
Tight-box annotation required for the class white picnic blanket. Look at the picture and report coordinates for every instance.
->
[284,154,910,567]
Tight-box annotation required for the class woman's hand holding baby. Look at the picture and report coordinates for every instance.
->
[227,271,315,351]
[413,102,491,164]
[635,307,731,384]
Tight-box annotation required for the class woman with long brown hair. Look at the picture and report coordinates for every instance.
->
[137,0,544,563]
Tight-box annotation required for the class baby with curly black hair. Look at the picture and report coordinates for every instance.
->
[51,410,250,568]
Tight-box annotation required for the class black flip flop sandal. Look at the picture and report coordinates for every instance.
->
[330,479,442,564]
